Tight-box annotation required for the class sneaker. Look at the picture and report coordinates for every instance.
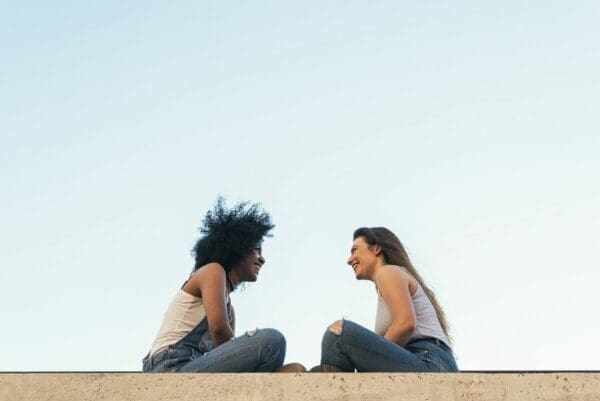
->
[276,363,307,373]
[309,364,345,372]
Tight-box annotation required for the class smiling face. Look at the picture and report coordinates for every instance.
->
[347,236,382,280]
[232,245,265,282]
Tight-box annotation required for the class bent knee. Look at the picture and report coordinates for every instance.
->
[255,328,286,348]
[328,320,344,336]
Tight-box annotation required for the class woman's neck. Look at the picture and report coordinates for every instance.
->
[367,258,387,282]
[227,271,241,291]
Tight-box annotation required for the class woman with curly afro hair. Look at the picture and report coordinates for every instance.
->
[142,197,288,372]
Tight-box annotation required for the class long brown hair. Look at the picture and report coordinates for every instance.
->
[354,227,451,341]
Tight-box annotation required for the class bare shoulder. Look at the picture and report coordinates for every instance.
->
[184,263,226,297]
[377,265,417,293]
[195,262,226,278]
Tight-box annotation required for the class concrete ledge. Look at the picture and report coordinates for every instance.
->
[1,372,599,401]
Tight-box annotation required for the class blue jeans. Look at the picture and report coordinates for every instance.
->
[320,319,459,372]
[143,328,286,372]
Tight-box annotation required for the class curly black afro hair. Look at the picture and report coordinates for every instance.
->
[191,197,274,273]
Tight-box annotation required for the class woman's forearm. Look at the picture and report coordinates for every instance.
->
[384,323,415,347]
[211,324,235,346]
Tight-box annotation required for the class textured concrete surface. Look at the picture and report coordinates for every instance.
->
[1,372,599,401]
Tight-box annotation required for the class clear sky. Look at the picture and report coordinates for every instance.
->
[1,1,599,371]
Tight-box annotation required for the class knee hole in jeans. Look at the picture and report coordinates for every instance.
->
[328,320,344,336]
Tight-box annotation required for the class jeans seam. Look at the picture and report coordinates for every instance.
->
[336,325,404,362]
[334,323,429,370]
[200,344,273,370]
[343,338,412,363]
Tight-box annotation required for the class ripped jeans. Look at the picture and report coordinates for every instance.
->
[320,319,458,372]
[142,328,286,372]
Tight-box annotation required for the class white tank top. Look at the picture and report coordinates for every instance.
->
[150,290,210,355]
[374,280,451,348]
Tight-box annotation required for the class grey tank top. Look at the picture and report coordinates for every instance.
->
[374,278,451,348]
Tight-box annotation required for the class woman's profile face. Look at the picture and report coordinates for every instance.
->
[347,236,379,280]
[232,246,265,282]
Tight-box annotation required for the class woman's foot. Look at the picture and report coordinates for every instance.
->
[309,364,345,372]
[276,362,307,373]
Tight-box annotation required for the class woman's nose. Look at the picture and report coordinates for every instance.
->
[258,255,265,265]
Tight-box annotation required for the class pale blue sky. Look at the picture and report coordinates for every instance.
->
[1,1,599,371]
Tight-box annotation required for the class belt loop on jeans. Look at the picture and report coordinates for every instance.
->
[434,338,451,352]
[422,337,446,350]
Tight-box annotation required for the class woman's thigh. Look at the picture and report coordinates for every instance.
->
[329,320,429,372]
[179,328,285,372]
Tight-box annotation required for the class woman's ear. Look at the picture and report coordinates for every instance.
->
[373,244,383,256]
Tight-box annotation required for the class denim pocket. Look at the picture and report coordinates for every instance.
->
[435,350,459,372]
[146,347,196,372]
[413,349,434,364]
[414,346,458,372]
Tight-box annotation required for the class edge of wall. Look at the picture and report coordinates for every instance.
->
[2,372,599,401]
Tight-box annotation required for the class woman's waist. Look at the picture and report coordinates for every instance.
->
[406,336,452,353]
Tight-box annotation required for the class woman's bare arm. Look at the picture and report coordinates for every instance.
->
[190,263,234,346]
[376,266,416,347]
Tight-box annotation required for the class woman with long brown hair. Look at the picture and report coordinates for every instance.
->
[313,227,458,372]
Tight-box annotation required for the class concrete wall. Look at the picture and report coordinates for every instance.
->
[1,373,599,401]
